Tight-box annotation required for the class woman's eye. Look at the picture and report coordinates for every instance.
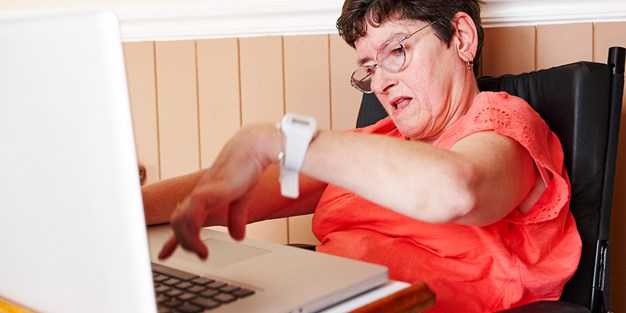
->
[391,45,404,56]
[382,42,404,59]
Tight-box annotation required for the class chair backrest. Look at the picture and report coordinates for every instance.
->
[356,47,625,312]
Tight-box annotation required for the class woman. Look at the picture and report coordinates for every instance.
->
[145,0,582,311]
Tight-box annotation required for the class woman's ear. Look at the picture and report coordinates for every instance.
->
[452,12,478,64]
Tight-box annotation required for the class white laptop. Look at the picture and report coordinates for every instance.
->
[0,10,388,313]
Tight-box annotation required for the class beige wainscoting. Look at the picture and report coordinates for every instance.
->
[124,34,362,246]
[124,21,626,311]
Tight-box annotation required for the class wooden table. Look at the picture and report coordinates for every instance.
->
[1,281,434,313]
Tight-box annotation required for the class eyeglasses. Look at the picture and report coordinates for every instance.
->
[350,21,436,94]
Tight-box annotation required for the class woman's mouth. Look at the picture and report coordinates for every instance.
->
[391,97,412,112]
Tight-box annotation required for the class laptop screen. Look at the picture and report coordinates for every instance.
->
[0,10,156,313]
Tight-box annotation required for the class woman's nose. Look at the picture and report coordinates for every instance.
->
[370,69,397,94]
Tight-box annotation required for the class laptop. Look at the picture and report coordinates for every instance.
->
[0,10,388,313]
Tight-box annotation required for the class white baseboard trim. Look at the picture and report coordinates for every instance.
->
[481,0,626,27]
[0,0,625,42]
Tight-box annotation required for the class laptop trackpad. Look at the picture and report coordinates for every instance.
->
[176,238,271,269]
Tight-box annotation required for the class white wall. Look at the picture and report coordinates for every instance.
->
[1,0,625,44]
[0,0,207,10]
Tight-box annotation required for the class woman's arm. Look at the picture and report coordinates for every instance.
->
[142,130,327,226]
[302,130,537,226]
[159,123,536,259]
[142,169,208,225]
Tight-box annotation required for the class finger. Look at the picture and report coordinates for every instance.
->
[172,198,211,259]
[158,235,179,260]
[228,194,251,241]
[171,227,209,260]
[187,230,209,259]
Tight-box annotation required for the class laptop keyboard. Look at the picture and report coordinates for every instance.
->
[152,263,255,313]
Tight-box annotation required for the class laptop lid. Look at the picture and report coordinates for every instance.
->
[0,10,156,313]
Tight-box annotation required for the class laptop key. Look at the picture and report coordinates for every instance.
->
[176,281,194,290]
[200,289,219,298]
[213,293,236,304]
[177,304,203,313]
[157,307,172,313]
[165,289,183,297]
[191,277,214,285]
[161,298,183,308]
[153,274,169,283]
[163,278,181,286]
[187,285,206,293]
[219,285,240,293]
[178,292,196,301]
[152,263,198,281]
[232,288,255,298]
[206,281,227,290]
[155,285,171,293]
[190,297,221,310]
[155,294,169,304]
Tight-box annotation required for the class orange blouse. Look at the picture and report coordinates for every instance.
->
[312,92,581,312]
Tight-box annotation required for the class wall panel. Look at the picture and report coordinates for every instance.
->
[593,21,626,312]
[154,40,200,179]
[239,36,284,125]
[238,36,288,243]
[197,38,241,167]
[329,34,362,131]
[283,35,331,128]
[123,41,160,185]
[481,26,535,76]
[536,23,593,69]
[283,34,330,245]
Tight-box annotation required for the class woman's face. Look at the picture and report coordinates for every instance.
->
[354,19,469,141]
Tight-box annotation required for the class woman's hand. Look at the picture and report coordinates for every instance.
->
[158,124,282,260]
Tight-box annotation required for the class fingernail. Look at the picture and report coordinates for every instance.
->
[158,250,167,260]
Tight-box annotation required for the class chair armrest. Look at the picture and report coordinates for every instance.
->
[497,301,590,313]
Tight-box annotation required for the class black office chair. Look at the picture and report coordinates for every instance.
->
[356,47,625,313]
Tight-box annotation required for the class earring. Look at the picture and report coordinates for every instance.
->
[467,59,474,71]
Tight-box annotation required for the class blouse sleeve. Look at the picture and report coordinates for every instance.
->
[435,92,570,224]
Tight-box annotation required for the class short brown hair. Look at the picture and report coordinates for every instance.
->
[336,0,484,73]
